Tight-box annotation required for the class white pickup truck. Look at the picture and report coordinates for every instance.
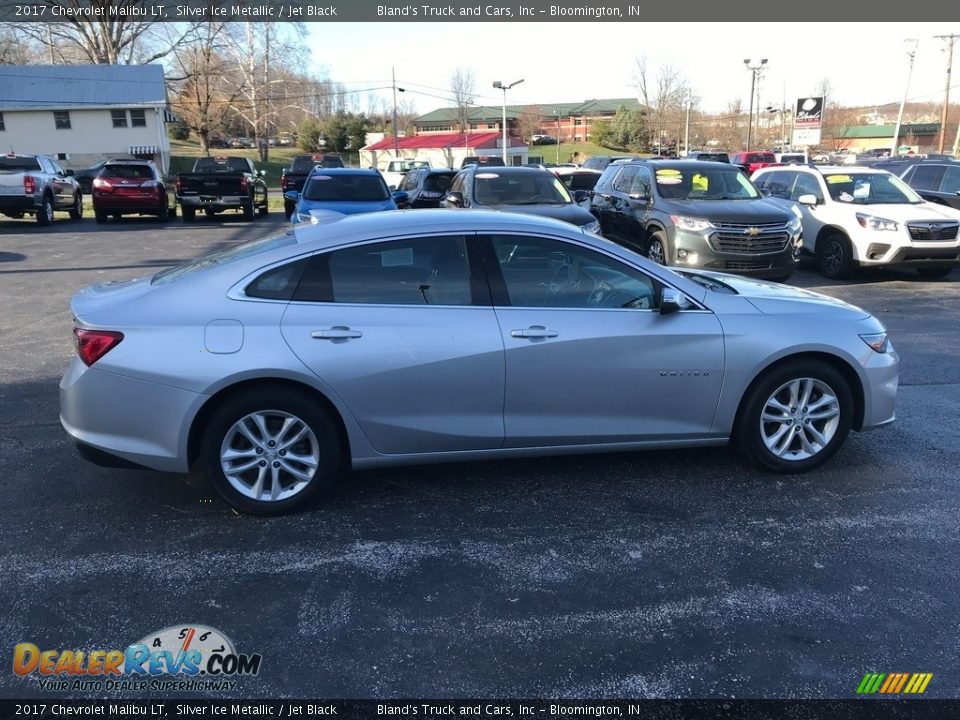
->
[380,160,432,190]
[0,153,84,225]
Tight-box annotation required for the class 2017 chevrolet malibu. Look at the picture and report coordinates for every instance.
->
[60,210,899,515]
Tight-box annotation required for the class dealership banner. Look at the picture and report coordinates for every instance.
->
[793,96,824,147]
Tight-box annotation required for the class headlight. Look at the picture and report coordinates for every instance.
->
[856,213,898,232]
[787,214,802,232]
[671,215,713,232]
[860,332,889,353]
[582,219,602,235]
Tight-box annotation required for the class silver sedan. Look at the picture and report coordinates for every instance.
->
[60,210,899,515]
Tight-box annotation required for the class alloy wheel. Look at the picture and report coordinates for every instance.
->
[760,378,841,461]
[648,238,666,265]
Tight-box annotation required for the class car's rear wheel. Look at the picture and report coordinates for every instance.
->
[205,208,217,219]
[157,198,169,222]
[69,192,83,220]
[182,206,196,223]
[646,231,667,265]
[94,209,107,224]
[736,359,853,473]
[241,199,255,221]
[916,266,954,279]
[284,201,295,219]
[818,233,854,279]
[36,195,54,226]
[258,194,269,216]
[201,387,342,516]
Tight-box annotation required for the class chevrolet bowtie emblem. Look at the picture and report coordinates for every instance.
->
[744,227,761,236]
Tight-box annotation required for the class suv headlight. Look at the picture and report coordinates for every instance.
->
[671,215,713,232]
[856,213,898,232]
[582,219,602,235]
[860,332,889,353]
[787,215,802,232]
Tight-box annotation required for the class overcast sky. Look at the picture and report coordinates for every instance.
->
[306,22,960,116]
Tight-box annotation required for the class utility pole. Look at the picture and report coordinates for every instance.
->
[893,39,919,157]
[492,79,524,164]
[391,66,400,158]
[934,33,958,153]
[684,95,691,156]
[743,59,768,151]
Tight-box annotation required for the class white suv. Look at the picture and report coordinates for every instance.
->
[752,165,960,279]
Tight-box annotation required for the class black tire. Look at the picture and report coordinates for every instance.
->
[241,198,255,221]
[157,198,169,222]
[735,359,854,473]
[818,233,854,280]
[284,201,296,219]
[112,213,122,220]
[36,194,54,226]
[916,266,954,280]
[258,200,269,217]
[646,231,668,265]
[94,209,107,224]
[201,387,342,516]
[182,206,196,223]
[204,208,217,219]
[169,202,177,218]
[69,192,83,220]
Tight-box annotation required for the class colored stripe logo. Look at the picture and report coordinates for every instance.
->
[857,673,933,694]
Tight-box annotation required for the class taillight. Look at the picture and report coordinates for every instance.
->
[73,328,124,366]
[175,177,182,193]
[139,179,158,189]
[240,176,249,192]
[281,176,288,189]
[24,176,36,194]
[92,178,112,192]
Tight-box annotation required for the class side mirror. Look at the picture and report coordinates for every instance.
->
[797,193,819,206]
[443,191,464,208]
[660,287,692,315]
[392,190,409,205]
[573,189,589,203]
[65,169,76,177]
[388,184,397,192]
[627,192,649,203]
[283,190,300,202]
[259,169,267,177]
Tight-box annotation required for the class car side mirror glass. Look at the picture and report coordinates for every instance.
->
[573,189,589,203]
[797,193,818,206]
[660,288,692,315]
[392,190,409,204]
[283,190,300,202]
[443,191,464,207]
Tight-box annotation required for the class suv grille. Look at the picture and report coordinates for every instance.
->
[709,222,791,255]
[907,222,959,242]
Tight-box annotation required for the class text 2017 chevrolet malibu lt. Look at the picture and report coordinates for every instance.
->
[61,210,898,515]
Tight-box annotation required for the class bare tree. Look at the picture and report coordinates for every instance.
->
[3,3,197,64]
[451,67,476,133]
[633,55,688,151]
[0,27,40,63]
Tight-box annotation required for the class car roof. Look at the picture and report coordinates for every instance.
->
[757,165,890,175]
[461,166,551,174]
[616,158,743,170]
[306,167,381,177]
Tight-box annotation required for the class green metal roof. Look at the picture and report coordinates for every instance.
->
[414,98,644,124]
[838,123,940,138]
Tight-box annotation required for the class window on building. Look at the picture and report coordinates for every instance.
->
[111,110,128,128]
[0,112,5,131]
[574,118,582,126]
[54,111,71,130]
[130,110,146,127]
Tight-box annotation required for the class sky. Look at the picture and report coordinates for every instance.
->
[305,22,960,117]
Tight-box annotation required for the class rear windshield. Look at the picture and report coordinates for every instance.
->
[303,174,389,202]
[193,157,250,173]
[152,229,297,286]
[0,157,41,172]
[291,155,343,172]
[695,153,730,163]
[563,173,601,191]
[746,153,775,163]
[423,173,455,193]
[99,165,154,179]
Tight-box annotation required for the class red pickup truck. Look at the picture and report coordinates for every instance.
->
[730,151,780,176]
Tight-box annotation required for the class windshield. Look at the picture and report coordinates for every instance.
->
[823,173,923,204]
[152,230,296,285]
[654,166,760,200]
[302,174,390,202]
[473,171,572,205]
[193,157,250,173]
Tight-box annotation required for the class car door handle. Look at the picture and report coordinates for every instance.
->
[311,327,362,340]
[510,326,558,339]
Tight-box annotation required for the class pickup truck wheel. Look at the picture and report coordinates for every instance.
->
[36,195,54,226]
[69,192,83,220]
[94,210,107,224]
[284,201,295,219]
[241,199,255,221]
[818,233,854,279]
[205,208,217,219]
[182,207,196,223]
[258,194,269,216]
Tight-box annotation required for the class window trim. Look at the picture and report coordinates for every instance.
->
[111,110,128,128]
[53,111,71,130]
[129,109,147,128]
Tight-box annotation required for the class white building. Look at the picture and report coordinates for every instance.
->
[0,64,173,173]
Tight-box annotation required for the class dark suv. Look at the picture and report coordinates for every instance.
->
[898,162,960,210]
[589,159,802,280]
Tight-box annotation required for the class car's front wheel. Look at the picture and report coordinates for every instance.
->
[201,387,342,516]
[736,360,853,473]
[646,231,668,265]
[69,192,83,220]
[818,233,854,279]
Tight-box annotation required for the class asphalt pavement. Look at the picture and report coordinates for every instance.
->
[1,212,958,699]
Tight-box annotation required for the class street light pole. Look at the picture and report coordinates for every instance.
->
[893,39,919,157]
[743,58,767,151]
[493,78,524,164]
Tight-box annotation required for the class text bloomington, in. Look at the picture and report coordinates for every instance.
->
[378,4,635,18]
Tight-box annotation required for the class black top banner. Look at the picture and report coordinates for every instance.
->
[1,699,959,720]
[0,0,957,22]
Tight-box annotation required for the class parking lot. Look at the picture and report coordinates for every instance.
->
[1,214,958,699]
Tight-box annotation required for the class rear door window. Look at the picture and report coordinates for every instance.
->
[940,166,960,194]
[909,165,946,191]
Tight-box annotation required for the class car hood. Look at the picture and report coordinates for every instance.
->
[661,198,792,223]
[488,203,596,226]
[683,270,872,319]
[71,275,155,320]
[841,202,960,221]
[298,199,396,216]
